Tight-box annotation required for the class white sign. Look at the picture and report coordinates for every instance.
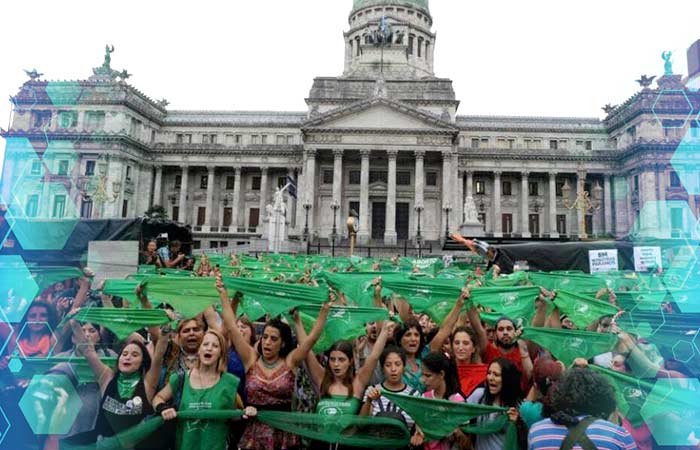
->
[588,249,619,273]
[88,241,139,286]
[633,246,662,272]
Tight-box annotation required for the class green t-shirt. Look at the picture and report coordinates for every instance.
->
[169,371,240,450]
[316,395,361,416]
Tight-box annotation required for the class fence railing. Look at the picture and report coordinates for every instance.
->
[305,241,434,257]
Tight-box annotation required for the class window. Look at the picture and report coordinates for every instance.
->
[278,176,286,188]
[226,176,235,190]
[220,241,228,248]
[210,241,219,249]
[626,126,636,139]
[558,140,567,150]
[417,37,423,57]
[497,138,514,149]
[53,195,66,218]
[223,208,233,227]
[633,175,639,193]
[85,111,105,131]
[557,215,567,235]
[480,138,489,147]
[176,134,183,144]
[556,181,564,197]
[426,172,438,186]
[151,130,156,143]
[172,206,180,222]
[261,135,267,145]
[528,181,539,196]
[276,135,285,145]
[125,166,132,181]
[502,181,512,196]
[130,118,141,137]
[57,160,69,176]
[200,175,208,189]
[85,160,96,176]
[502,214,513,234]
[252,176,261,190]
[249,208,260,231]
[408,35,414,55]
[671,208,683,236]
[32,110,52,128]
[58,111,77,129]
[397,171,411,185]
[369,171,388,184]
[197,207,206,226]
[585,140,592,150]
[235,135,242,145]
[287,135,294,145]
[349,170,361,185]
[471,138,480,149]
[475,180,485,195]
[185,134,192,144]
[323,170,334,184]
[670,171,681,188]
[549,140,558,150]
[121,199,128,218]
[251,135,259,144]
[349,201,360,218]
[31,161,42,175]
[210,134,217,144]
[529,214,540,235]
[26,195,39,217]
[193,241,201,250]
[80,198,93,218]
[175,175,182,189]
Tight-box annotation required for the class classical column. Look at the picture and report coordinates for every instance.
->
[231,167,242,232]
[295,165,305,234]
[451,151,460,229]
[442,150,452,236]
[332,149,344,236]
[576,172,586,236]
[548,172,559,238]
[1,154,14,202]
[613,175,628,237]
[384,149,398,244]
[305,149,317,234]
[152,165,163,207]
[414,150,425,238]
[288,168,297,229]
[457,171,465,223]
[627,175,635,232]
[204,165,216,232]
[258,167,268,233]
[178,165,189,224]
[358,149,370,244]
[603,174,613,235]
[493,171,502,237]
[521,171,531,238]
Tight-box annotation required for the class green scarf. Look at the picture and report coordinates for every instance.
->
[102,280,140,305]
[553,290,620,328]
[521,327,619,366]
[0,356,118,387]
[141,276,220,318]
[527,272,607,292]
[589,365,655,427]
[67,307,171,340]
[381,391,518,449]
[117,371,141,399]
[318,271,405,307]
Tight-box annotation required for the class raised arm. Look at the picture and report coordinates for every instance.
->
[287,301,331,369]
[467,303,488,357]
[294,310,324,388]
[70,319,113,393]
[531,289,551,328]
[136,284,161,344]
[355,319,392,391]
[429,287,469,352]
[216,272,257,371]
[144,327,169,401]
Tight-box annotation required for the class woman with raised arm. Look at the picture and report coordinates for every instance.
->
[217,270,331,450]
[152,328,256,450]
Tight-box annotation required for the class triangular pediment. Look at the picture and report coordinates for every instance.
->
[303,97,457,132]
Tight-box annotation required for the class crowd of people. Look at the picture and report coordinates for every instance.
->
[0,238,698,450]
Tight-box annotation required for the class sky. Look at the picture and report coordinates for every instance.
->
[1,0,699,172]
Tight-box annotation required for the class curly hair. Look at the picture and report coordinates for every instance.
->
[549,368,617,426]
[393,318,425,357]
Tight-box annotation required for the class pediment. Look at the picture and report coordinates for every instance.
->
[303,97,457,132]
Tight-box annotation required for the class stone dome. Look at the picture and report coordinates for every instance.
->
[351,0,430,15]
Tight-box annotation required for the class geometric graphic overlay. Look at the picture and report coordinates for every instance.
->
[15,321,57,359]
[18,374,82,435]
[0,255,40,323]
[640,378,700,447]
[0,406,9,446]
[670,130,700,196]
[652,89,695,129]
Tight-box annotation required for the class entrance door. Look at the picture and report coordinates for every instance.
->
[371,202,386,240]
[396,203,409,240]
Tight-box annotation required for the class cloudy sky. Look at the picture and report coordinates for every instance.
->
[1,0,699,171]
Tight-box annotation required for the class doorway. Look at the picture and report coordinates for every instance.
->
[371,202,386,240]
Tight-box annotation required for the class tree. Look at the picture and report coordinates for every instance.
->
[144,205,168,219]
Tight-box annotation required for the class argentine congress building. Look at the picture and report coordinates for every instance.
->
[3,0,700,251]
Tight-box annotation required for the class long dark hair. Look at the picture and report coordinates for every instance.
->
[422,351,463,399]
[393,318,425,357]
[256,318,294,358]
[22,301,58,332]
[320,340,355,399]
[480,358,522,407]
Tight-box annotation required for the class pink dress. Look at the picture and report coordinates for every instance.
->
[423,390,465,450]
[240,361,299,450]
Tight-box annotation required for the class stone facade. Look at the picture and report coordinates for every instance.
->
[2,1,700,250]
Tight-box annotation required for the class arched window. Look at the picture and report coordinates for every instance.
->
[418,37,423,57]
[356,36,361,56]
[408,35,415,55]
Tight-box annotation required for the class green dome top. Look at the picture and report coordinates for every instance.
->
[351,0,429,15]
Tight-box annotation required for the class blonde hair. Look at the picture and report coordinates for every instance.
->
[198,329,229,373]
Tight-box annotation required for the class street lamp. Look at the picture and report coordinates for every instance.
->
[443,203,452,240]
[303,201,312,242]
[414,205,424,258]
[562,178,601,240]
[330,200,340,257]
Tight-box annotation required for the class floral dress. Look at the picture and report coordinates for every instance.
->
[240,361,299,450]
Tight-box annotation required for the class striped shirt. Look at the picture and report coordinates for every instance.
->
[528,417,638,450]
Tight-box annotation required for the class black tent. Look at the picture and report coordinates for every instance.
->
[0,217,192,266]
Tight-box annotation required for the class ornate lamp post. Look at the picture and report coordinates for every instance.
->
[302,201,312,242]
[561,178,601,240]
[443,203,452,240]
[330,200,340,257]
[414,205,423,258]
[77,159,122,218]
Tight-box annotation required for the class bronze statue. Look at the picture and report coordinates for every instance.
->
[602,104,617,114]
[23,69,43,81]
[104,45,115,68]
[662,51,673,76]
